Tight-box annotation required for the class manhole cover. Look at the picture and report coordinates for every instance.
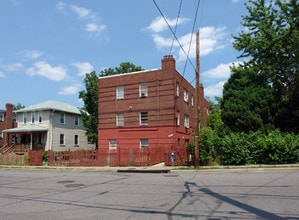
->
[65,184,85,188]
[57,180,74,184]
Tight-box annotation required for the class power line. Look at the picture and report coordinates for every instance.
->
[152,0,196,72]
[182,0,201,76]
[169,0,183,56]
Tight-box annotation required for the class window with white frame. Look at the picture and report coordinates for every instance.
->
[140,138,148,149]
[140,112,148,125]
[116,113,124,126]
[74,134,79,146]
[176,82,179,97]
[38,111,43,123]
[176,111,180,126]
[116,86,124,99]
[23,112,27,124]
[74,115,79,126]
[0,132,3,139]
[60,113,65,124]
[139,83,148,97]
[109,139,117,150]
[0,113,4,121]
[184,114,189,128]
[59,134,65,145]
[31,112,35,123]
[183,88,188,103]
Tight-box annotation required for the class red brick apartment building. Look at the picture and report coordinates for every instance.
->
[98,56,209,151]
[0,103,16,147]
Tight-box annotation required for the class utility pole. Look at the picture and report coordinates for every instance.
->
[194,30,200,167]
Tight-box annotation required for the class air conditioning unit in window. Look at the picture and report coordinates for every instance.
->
[140,93,146,97]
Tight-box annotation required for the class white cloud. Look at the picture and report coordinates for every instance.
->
[85,23,106,33]
[58,83,81,95]
[5,63,23,71]
[205,81,226,98]
[56,1,66,11]
[70,5,92,19]
[0,71,5,78]
[72,62,93,76]
[202,62,239,79]
[19,50,44,59]
[146,16,189,33]
[27,61,68,81]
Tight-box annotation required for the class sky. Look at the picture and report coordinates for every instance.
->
[0,0,249,109]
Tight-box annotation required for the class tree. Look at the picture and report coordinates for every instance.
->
[221,66,274,132]
[79,63,144,148]
[13,103,25,110]
[231,0,299,133]
[99,62,143,77]
[79,71,99,148]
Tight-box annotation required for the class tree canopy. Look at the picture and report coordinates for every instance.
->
[221,0,299,133]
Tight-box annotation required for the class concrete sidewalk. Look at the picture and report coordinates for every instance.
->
[0,163,298,172]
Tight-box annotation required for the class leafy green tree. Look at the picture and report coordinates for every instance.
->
[221,66,274,132]
[232,0,299,133]
[79,63,143,148]
[79,71,99,148]
[99,62,143,77]
[13,103,25,110]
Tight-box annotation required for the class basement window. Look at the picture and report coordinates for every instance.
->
[140,138,148,149]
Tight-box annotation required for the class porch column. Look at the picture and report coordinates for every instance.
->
[30,133,33,150]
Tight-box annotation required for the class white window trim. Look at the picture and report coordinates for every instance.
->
[116,86,124,99]
[74,134,79,146]
[74,115,80,126]
[59,133,65,146]
[116,113,124,126]
[23,112,27,124]
[60,113,65,124]
[109,139,117,150]
[139,83,148,97]
[140,112,148,125]
[38,111,43,123]
[140,138,148,149]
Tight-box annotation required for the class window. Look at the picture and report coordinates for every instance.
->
[31,112,35,123]
[139,83,148,97]
[0,113,4,121]
[0,132,3,139]
[140,138,148,149]
[59,134,65,145]
[176,82,179,97]
[140,112,148,125]
[38,111,43,123]
[183,88,188,102]
[23,112,27,124]
[116,86,124,99]
[60,113,65,124]
[109,139,117,150]
[176,111,180,126]
[74,135,79,146]
[116,113,124,126]
[74,115,79,126]
[184,114,189,128]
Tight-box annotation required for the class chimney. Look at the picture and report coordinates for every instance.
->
[161,55,176,71]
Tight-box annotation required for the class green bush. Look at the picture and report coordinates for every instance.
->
[198,129,298,166]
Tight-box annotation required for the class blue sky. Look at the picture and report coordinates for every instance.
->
[0,0,248,109]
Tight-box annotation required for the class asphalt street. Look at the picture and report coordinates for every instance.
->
[0,168,298,220]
